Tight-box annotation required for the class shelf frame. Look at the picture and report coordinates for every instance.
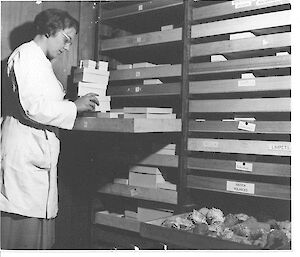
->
[90,0,291,249]
[176,0,193,211]
[101,0,183,20]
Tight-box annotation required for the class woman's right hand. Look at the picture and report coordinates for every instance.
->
[74,93,99,113]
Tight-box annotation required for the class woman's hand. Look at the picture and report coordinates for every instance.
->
[74,93,99,113]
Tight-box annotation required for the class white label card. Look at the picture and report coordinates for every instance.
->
[226,181,255,194]
[130,188,138,196]
[238,79,256,87]
[235,161,253,172]
[135,71,141,77]
[256,0,281,6]
[135,86,141,93]
[138,4,143,11]
[238,121,256,132]
[269,143,290,152]
[233,0,253,9]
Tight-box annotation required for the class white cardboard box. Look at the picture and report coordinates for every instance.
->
[80,112,119,118]
[129,166,161,175]
[161,25,174,31]
[75,67,110,76]
[128,172,165,188]
[74,73,109,84]
[77,81,108,90]
[276,52,289,56]
[241,73,255,79]
[95,101,111,112]
[116,64,133,70]
[97,61,109,71]
[78,86,107,97]
[74,67,109,83]
[124,210,138,219]
[96,96,111,102]
[80,60,96,69]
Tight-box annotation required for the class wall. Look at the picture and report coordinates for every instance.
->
[1,1,97,89]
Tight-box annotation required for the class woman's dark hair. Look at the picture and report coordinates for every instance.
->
[34,8,79,36]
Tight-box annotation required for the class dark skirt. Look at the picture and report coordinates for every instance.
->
[1,212,55,250]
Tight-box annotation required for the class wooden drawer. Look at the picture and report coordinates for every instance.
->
[193,0,290,21]
[188,157,291,177]
[140,214,260,250]
[189,121,291,134]
[108,82,181,97]
[191,32,290,58]
[189,76,291,94]
[187,175,290,200]
[73,117,181,133]
[109,64,181,81]
[101,28,182,50]
[188,138,291,156]
[189,98,290,113]
[94,211,140,232]
[191,10,290,38]
[189,55,290,75]
[102,0,183,20]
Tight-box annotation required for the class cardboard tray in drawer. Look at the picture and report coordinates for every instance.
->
[140,214,260,250]
[94,211,140,232]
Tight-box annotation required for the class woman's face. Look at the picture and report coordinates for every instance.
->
[46,27,76,60]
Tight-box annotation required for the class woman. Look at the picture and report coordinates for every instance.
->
[0,9,99,249]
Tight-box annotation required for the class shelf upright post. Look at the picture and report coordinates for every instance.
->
[178,0,193,211]
[95,1,101,63]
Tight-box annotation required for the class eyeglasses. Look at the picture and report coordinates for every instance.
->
[61,31,72,47]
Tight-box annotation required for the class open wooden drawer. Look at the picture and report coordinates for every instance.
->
[140,214,262,250]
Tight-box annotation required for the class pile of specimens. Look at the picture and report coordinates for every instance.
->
[161,207,291,249]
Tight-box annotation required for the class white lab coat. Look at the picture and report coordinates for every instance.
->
[0,41,77,219]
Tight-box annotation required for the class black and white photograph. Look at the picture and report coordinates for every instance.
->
[0,0,297,256]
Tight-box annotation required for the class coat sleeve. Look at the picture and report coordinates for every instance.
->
[11,48,77,130]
